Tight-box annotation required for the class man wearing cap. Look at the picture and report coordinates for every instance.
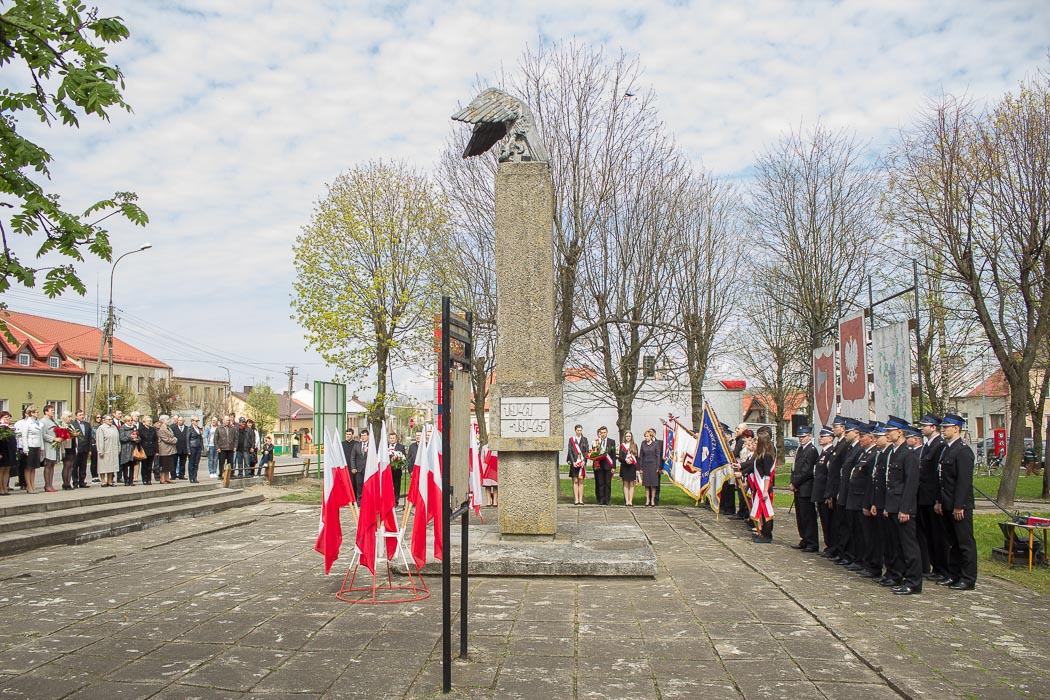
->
[834,420,863,565]
[867,423,892,583]
[936,414,977,590]
[846,423,879,576]
[886,419,923,594]
[822,417,849,559]
[916,415,948,581]
[789,426,819,552]
[813,427,835,556]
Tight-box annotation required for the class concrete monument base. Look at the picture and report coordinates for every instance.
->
[393,518,657,578]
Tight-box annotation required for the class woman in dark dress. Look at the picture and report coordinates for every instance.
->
[618,431,639,506]
[639,429,663,506]
[0,410,17,495]
[139,417,158,485]
[739,432,775,543]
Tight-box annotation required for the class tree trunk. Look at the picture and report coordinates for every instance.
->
[1043,414,1050,498]
[372,343,389,435]
[996,386,1029,508]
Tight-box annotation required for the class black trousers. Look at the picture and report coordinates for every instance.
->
[654,472,662,505]
[75,451,89,486]
[120,461,135,485]
[879,511,901,580]
[720,482,736,514]
[175,453,189,478]
[794,495,819,549]
[860,511,882,573]
[189,447,202,481]
[848,509,866,564]
[833,503,852,561]
[894,514,922,589]
[942,509,978,586]
[594,468,612,504]
[218,449,235,477]
[140,459,152,483]
[817,500,834,553]
[89,446,98,479]
[352,470,364,502]
[917,503,948,575]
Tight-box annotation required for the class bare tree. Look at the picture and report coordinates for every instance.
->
[748,122,883,416]
[887,73,1050,507]
[669,173,741,431]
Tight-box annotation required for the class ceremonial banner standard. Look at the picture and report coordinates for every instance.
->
[812,345,837,433]
[873,321,912,420]
[669,422,701,499]
[838,313,868,420]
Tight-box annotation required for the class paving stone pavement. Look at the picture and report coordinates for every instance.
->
[1,499,1049,698]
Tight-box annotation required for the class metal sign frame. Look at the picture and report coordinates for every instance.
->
[313,381,346,474]
[440,296,473,694]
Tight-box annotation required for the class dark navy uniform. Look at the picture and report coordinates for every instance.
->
[938,436,977,588]
[846,445,877,573]
[886,441,922,592]
[790,436,819,551]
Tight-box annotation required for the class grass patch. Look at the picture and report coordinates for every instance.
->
[974,511,1050,594]
[277,490,321,503]
[556,472,794,509]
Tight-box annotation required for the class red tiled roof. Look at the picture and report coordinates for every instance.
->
[0,325,85,376]
[1,310,170,370]
[720,380,747,391]
[968,369,1010,398]
[743,392,807,421]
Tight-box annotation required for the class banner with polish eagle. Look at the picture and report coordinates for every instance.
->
[314,428,356,574]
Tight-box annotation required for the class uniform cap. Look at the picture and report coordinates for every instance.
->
[941,413,965,427]
[797,425,813,437]
[917,414,942,427]
[819,427,834,437]
[886,415,911,431]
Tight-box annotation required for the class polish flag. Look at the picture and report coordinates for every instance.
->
[410,428,432,569]
[468,426,484,518]
[355,422,398,574]
[314,428,355,575]
[428,427,443,562]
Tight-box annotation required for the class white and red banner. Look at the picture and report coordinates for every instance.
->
[409,426,444,569]
[839,312,868,420]
[873,321,912,421]
[813,345,837,433]
[315,428,355,574]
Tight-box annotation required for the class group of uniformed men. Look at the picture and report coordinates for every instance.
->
[787,413,977,595]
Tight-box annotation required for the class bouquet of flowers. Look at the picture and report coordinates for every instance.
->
[621,443,637,465]
[587,441,607,467]
[68,426,82,440]
[389,449,406,471]
[0,425,14,443]
[52,426,71,448]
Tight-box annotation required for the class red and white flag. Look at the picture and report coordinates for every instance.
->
[468,425,484,518]
[410,428,432,569]
[355,422,398,574]
[314,428,355,575]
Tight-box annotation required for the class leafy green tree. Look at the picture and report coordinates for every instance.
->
[0,0,148,335]
[292,161,446,429]
[92,378,135,416]
[245,384,279,435]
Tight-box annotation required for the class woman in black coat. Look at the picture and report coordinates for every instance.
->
[139,418,158,485]
[618,431,639,507]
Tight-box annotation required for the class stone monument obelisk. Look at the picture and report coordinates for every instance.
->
[452,89,562,537]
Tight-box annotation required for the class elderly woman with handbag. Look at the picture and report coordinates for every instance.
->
[118,416,140,486]
[156,415,178,484]
[96,415,120,487]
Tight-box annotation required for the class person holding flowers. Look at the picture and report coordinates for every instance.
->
[566,424,589,506]
[58,411,78,490]
[618,430,639,506]
[589,426,616,506]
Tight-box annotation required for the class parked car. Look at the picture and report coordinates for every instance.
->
[975,436,1035,462]
[782,437,799,459]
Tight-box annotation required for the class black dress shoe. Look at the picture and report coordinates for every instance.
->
[878,578,902,587]
[892,585,921,595]
[819,551,836,559]
[790,542,805,550]
[949,581,975,591]
[752,536,772,544]
[936,577,959,586]
[78,483,89,488]
[802,547,819,553]
[845,563,863,571]
[857,570,879,578]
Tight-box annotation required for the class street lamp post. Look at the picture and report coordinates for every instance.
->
[218,365,231,416]
[105,244,152,413]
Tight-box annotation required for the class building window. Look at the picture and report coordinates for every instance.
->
[18,353,30,366]
[52,400,67,417]
[137,377,145,393]
[190,386,198,402]
[49,355,60,369]
[84,375,92,393]
[126,376,133,391]
[0,399,8,413]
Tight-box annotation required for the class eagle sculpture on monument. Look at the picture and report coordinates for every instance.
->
[451,88,549,163]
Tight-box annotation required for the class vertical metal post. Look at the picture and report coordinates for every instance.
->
[912,259,924,419]
[867,276,875,421]
[441,296,452,694]
[460,508,468,657]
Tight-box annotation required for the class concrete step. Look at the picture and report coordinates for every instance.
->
[0,489,237,534]
[0,481,222,518]
[0,489,264,557]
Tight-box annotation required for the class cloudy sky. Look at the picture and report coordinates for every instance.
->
[5,0,1047,398]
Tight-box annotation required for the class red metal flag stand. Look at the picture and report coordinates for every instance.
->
[336,513,430,604]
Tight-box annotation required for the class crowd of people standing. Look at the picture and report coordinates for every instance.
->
[565,424,665,506]
[0,405,276,494]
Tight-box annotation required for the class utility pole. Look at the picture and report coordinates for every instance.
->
[286,366,296,434]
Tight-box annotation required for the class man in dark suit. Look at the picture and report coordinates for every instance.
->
[341,427,356,476]
[172,417,189,480]
[812,427,834,555]
[834,421,863,566]
[936,413,977,590]
[789,426,819,552]
[865,424,891,580]
[387,430,407,507]
[886,417,923,595]
[592,426,616,505]
[845,423,878,576]
[916,414,947,581]
[72,409,93,488]
[822,418,849,558]
[350,428,369,502]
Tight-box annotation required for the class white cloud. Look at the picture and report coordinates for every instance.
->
[3,0,1047,397]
